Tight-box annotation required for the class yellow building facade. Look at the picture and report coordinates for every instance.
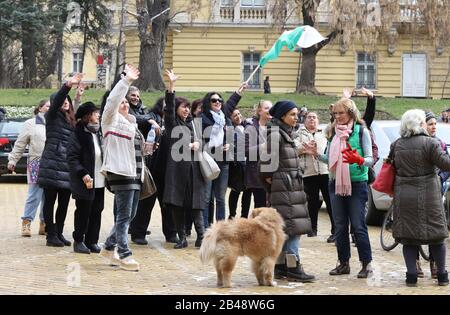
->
[127,1,449,98]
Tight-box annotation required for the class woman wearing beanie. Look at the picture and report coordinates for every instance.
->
[67,102,105,254]
[38,74,82,247]
[8,100,50,237]
[259,100,315,283]
[315,98,374,279]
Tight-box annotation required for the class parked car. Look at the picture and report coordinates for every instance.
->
[365,120,450,226]
[0,119,28,176]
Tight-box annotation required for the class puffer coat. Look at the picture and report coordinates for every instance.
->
[392,133,450,245]
[259,118,311,236]
[38,84,74,190]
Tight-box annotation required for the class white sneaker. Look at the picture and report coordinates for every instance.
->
[99,247,120,266]
[120,256,140,271]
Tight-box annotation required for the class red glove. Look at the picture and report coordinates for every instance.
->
[342,148,365,165]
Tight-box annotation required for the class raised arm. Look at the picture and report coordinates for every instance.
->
[48,73,83,119]
[101,65,139,126]
[222,82,247,118]
[361,88,376,128]
[163,69,178,130]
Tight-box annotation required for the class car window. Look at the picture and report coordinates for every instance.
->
[0,121,24,135]
[381,126,400,142]
[436,127,450,146]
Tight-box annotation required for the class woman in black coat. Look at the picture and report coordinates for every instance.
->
[67,102,105,254]
[38,74,82,247]
[163,70,207,249]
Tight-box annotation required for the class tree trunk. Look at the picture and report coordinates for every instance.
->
[80,4,89,73]
[135,41,166,91]
[297,47,322,94]
[0,37,6,88]
[21,26,37,88]
[133,0,169,91]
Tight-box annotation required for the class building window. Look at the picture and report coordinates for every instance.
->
[243,52,261,89]
[356,52,376,89]
[72,52,83,73]
[220,0,234,6]
[241,0,266,7]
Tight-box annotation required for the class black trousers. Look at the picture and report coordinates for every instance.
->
[73,188,105,244]
[303,174,335,234]
[129,192,177,240]
[43,187,71,236]
[170,204,204,240]
[249,188,267,208]
[186,194,214,233]
[228,189,252,218]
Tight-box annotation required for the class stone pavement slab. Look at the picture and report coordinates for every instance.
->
[0,183,449,295]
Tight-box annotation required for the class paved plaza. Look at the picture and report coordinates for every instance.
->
[0,181,449,295]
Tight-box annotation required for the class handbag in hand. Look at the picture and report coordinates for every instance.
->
[372,141,397,196]
[192,121,220,181]
[140,165,157,200]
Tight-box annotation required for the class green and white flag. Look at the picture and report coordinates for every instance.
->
[259,25,326,68]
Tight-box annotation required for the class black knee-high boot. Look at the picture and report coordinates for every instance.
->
[192,209,204,247]
[171,206,188,249]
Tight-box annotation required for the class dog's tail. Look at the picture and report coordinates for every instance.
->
[199,223,219,264]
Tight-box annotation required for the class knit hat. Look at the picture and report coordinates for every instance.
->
[269,100,297,120]
[75,102,99,120]
[425,111,435,122]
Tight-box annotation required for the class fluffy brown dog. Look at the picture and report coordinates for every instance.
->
[199,207,286,288]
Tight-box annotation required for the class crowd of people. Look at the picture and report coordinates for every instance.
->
[6,64,449,286]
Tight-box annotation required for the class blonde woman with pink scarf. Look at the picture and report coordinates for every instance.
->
[313,98,374,279]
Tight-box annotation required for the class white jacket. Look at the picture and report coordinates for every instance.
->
[294,126,329,178]
[8,113,46,165]
[101,78,143,179]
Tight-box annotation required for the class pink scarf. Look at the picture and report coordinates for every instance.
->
[329,121,353,196]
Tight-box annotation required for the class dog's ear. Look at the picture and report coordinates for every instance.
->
[250,207,263,218]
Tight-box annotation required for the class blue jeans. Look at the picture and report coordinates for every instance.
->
[329,181,372,264]
[105,189,140,259]
[203,162,229,228]
[283,235,300,261]
[21,184,44,222]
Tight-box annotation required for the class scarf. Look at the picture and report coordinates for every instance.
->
[209,110,225,148]
[329,120,353,196]
[86,123,100,134]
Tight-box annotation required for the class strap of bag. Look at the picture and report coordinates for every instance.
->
[388,139,397,162]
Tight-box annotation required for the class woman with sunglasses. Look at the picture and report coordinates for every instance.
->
[200,83,247,228]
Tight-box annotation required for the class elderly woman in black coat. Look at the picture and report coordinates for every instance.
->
[392,109,450,287]
[67,102,105,254]
[38,74,82,247]
[259,100,315,283]
[163,70,207,249]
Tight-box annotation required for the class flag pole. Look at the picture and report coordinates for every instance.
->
[245,64,261,85]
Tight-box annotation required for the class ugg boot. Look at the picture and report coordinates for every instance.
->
[21,220,31,237]
[38,222,46,235]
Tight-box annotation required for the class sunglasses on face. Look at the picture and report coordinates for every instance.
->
[210,98,223,104]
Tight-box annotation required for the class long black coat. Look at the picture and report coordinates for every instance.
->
[259,118,311,236]
[392,134,450,245]
[67,124,103,201]
[38,84,74,190]
[162,92,207,210]
[244,117,266,189]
